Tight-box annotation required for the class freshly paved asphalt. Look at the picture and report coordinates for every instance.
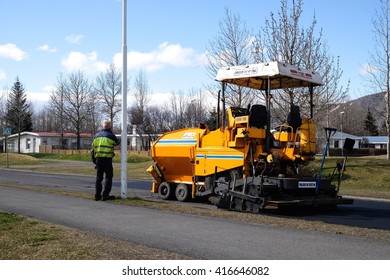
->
[0,186,389,260]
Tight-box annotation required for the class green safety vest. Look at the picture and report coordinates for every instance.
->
[92,134,117,158]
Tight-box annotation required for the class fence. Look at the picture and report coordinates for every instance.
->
[328,148,387,156]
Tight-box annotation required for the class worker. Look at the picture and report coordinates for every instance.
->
[92,120,119,201]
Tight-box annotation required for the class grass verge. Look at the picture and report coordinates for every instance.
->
[0,212,191,260]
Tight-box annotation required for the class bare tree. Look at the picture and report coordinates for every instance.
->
[0,87,6,129]
[254,0,348,124]
[95,64,122,130]
[145,105,170,132]
[206,8,257,107]
[48,74,67,147]
[49,71,93,149]
[86,92,102,136]
[364,0,390,159]
[184,88,210,127]
[161,88,212,131]
[133,69,150,114]
[129,69,151,150]
[32,107,51,132]
[168,90,187,130]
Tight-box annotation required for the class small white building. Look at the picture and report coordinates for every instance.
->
[329,131,361,149]
[123,125,162,151]
[1,132,93,153]
[361,136,388,149]
[1,127,161,153]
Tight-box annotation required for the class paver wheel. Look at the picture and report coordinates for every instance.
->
[175,183,190,202]
[158,182,173,200]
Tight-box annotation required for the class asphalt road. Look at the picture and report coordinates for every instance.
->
[1,168,390,259]
[0,186,389,260]
[1,169,389,231]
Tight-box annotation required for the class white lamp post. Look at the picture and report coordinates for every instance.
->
[340,111,345,157]
[120,0,128,199]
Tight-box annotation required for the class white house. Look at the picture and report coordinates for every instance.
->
[324,131,389,150]
[361,136,388,149]
[329,131,361,149]
[1,127,160,153]
[1,132,93,153]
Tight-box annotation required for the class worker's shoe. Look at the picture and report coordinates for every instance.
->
[94,196,102,201]
[102,195,115,201]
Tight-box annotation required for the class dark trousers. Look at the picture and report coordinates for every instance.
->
[95,157,114,199]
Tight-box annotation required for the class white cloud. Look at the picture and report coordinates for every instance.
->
[26,90,51,111]
[0,69,6,81]
[65,34,84,44]
[113,42,206,71]
[27,90,51,103]
[0,43,28,61]
[37,44,57,53]
[148,91,172,105]
[26,86,57,109]
[61,51,109,75]
[148,91,217,108]
[43,85,56,93]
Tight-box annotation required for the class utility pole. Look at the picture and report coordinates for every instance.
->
[340,111,345,157]
[120,0,128,199]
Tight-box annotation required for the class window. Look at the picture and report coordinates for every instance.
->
[26,138,31,150]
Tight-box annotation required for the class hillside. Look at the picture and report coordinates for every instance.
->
[346,92,385,112]
[331,92,386,136]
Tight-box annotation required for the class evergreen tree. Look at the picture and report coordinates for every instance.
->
[206,107,218,131]
[6,77,33,152]
[364,109,379,136]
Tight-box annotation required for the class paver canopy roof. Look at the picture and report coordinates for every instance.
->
[215,61,322,90]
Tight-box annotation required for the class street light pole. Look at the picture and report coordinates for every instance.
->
[120,0,128,199]
[340,111,345,157]
[191,99,197,127]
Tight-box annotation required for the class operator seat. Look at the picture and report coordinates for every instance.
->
[249,104,267,128]
[287,105,302,132]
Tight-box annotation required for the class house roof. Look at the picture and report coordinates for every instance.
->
[330,131,362,140]
[32,132,92,137]
[363,136,388,144]
[2,131,92,139]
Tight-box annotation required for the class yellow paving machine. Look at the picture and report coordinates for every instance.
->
[147,61,353,212]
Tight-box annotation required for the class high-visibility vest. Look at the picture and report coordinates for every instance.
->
[92,129,118,158]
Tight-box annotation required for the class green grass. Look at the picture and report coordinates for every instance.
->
[332,156,390,198]
[0,212,188,259]
[0,153,41,166]
[26,152,151,163]
[0,213,62,259]
[0,212,24,230]
[302,155,390,199]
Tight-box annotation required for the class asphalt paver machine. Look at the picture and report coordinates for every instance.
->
[147,61,353,212]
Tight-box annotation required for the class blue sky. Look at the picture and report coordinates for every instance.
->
[0,0,378,109]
